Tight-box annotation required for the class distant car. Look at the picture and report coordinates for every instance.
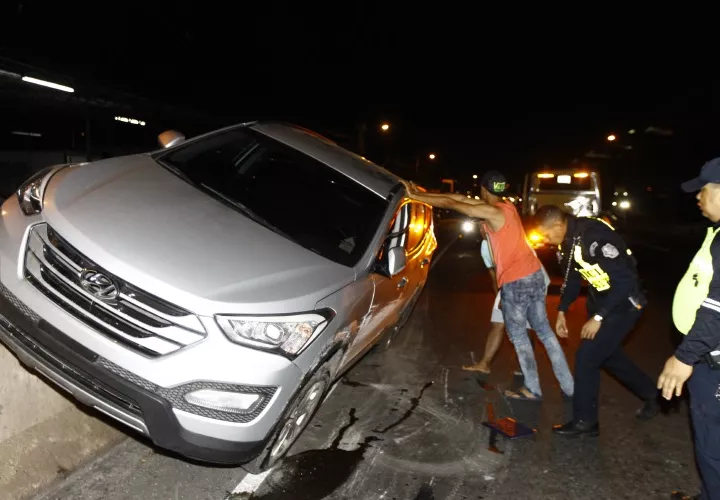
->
[0,121,437,471]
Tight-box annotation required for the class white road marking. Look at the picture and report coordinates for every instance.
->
[230,469,272,496]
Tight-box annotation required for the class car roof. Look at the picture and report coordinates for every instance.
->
[249,121,401,199]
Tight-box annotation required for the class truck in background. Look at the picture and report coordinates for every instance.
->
[522,167,602,219]
[522,167,603,250]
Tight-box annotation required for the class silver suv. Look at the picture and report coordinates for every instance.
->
[0,122,437,471]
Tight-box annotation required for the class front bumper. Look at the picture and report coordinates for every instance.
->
[0,284,269,465]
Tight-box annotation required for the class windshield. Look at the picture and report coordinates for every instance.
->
[533,174,595,192]
[157,127,389,267]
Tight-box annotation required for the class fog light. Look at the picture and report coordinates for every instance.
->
[184,389,261,414]
[462,221,474,233]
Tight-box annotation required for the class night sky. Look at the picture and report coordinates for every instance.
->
[1,2,718,196]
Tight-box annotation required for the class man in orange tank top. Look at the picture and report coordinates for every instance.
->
[401,172,573,401]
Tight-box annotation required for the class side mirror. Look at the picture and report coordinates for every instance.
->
[158,130,186,149]
[387,247,407,276]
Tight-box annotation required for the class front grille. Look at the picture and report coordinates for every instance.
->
[0,281,274,424]
[23,224,207,357]
[0,281,143,417]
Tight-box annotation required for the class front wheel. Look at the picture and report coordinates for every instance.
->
[242,368,330,474]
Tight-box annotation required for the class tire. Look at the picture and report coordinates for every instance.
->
[241,367,330,474]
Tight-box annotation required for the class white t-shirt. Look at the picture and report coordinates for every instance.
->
[481,239,550,288]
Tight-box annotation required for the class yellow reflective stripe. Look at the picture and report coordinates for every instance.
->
[573,244,611,291]
[590,217,615,231]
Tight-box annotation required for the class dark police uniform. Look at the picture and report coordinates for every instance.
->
[672,221,720,500]
[557,216,657,427]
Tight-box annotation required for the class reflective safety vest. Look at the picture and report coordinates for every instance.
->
[573,245,611,291]
[672,227,720,334]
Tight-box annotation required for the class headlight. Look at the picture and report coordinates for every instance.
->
[216,310,334,357]
[461,220,474,233]
[619,200,630,210]
[528,231,544,245]
[15,166,58,216]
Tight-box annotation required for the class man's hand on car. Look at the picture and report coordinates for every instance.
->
[401,179,418,196]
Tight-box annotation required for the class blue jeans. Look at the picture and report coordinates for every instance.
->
[501,270,574,397]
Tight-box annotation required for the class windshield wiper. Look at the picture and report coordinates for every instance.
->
[199,183,295,242]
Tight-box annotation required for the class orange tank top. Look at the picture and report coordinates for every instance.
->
[483,202,541,288]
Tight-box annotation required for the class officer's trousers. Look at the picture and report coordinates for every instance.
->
[688,363,720,500]
[573,307,657,423]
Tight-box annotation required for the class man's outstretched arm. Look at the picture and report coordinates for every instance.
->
[401,182,505,230]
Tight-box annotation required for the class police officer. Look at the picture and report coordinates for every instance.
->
[659,158,720,500]
[534,206,660,436]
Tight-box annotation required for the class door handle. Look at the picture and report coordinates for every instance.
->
[420,258,430,268]
[397,277,408,289]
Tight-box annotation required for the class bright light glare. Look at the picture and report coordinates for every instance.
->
[22,76,74,93]
[537,173,554,178]
[574,172,589,178]
[428,153,436,160]
[607,134,616,141]
[473,174,478,179]
[380,123,390,131]
[462,221,474,233]
[619,200,630,209]
[115,116,146,126]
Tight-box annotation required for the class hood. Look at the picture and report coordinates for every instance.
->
[41,155,354,315]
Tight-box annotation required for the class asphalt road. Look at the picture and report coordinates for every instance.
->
[33,220,704,500]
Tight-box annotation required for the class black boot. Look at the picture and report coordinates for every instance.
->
[670,491,699,500]
[636,394,661,420]
[552,420,600,437]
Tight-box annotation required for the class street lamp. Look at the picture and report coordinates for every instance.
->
[428,153,436,160]
[607,134,616,141]
[21,76,74,93]
[380,123,390,132]
[473,174,478,179]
